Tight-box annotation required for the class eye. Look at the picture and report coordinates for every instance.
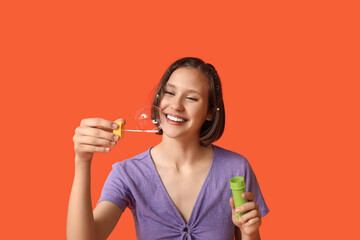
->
[164,91,174,95]
[186,97,198,101]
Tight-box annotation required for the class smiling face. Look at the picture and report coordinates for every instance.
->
[159,67,212,141]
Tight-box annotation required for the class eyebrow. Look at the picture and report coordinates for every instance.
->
[165,83,201,95]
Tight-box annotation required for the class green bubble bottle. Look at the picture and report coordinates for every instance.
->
[230,176,248,220]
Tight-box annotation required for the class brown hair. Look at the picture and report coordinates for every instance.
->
[152,57,225,146]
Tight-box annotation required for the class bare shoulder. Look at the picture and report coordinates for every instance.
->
[93,201,123,240]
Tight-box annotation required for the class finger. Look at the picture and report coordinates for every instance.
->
[81,118,119,130]
[109,119,126,133]
[229,197,237,217]
[238,209,261,224]
[74,135,116,147]
[229,197,235,210]
[242,192,255,201]
[76,126,118,142]
[78,143,111,153]
[244,217,261,227]
[114,118,126,125]
[235,201,258,215]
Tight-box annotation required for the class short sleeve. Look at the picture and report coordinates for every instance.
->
[244,159,270,217]
[97,163,133,211]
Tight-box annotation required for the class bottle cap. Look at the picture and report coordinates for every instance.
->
[230,176,246,190]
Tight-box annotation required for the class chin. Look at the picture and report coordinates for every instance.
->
[162,127,199,141]
[162,129,185,139]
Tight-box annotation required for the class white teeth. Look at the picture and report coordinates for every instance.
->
[167,114,185,122]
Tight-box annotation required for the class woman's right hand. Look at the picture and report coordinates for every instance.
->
[73,118,124,164]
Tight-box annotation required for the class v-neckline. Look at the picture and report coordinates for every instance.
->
[148,145,216,225]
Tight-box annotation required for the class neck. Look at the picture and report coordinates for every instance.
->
[155,135,212,168]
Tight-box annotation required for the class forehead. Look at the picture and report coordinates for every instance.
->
[166,67,209,92]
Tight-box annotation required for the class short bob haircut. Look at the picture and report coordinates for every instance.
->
[152,57,225,146]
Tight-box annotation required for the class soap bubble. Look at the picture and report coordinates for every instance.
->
[134,105,162,132]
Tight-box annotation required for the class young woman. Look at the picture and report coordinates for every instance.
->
[67,57,269,240]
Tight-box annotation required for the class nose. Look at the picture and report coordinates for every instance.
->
[170,96,185,112]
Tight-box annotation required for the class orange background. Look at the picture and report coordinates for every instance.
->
[1,0,359,239]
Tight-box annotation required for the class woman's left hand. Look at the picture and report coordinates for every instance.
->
[229,192,262,237]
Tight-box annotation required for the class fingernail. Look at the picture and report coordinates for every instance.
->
[110,141,116,146]
[112,123,118,129]
[113,135,119,141]
[235,209,241,213]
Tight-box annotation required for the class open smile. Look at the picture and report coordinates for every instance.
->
[164,113,188,123]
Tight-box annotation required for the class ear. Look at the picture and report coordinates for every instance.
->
[206,111,213,121]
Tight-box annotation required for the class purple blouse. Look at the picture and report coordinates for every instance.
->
[97,145,269,240]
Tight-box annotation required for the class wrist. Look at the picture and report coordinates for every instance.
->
[240,230,260,240]
[74,158,92,171]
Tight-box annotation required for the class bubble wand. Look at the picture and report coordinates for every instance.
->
[113,121,159,138]
[113,105,162,138]
[122,129,159,133]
